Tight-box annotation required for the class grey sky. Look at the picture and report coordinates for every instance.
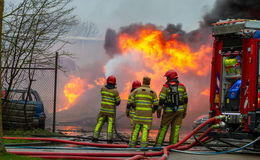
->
[70,0,216,36]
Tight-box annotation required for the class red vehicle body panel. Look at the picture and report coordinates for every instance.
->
[210,37,260,132]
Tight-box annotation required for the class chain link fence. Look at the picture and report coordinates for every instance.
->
[2,53,58,132]
[30,69,56,131]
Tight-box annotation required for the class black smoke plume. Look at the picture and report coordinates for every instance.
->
[202,0,260,27]
[104,28,119,57]
[104,0,260,56]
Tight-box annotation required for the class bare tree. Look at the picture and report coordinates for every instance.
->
[0,0,6,153]
[68,21,99,38]
[1,0,77,97]
[0,0,99,131]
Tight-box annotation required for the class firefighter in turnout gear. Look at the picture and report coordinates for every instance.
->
[154,70,188,147]
[126,80,142,126]
[92,75,121,144]
[128,77,159,148]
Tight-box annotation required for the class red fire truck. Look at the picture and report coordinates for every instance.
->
[210,19,260,138]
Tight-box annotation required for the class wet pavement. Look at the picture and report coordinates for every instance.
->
[168,152,260,160]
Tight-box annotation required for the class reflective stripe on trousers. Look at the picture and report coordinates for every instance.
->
[93,116,114,140]
[170,125,181,144]
[155,125,168,146]
[129,123,149,148]
[155,111,183,146]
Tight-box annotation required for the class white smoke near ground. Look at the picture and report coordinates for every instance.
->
[104,53,148,77]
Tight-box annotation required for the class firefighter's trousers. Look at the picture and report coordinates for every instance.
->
[155,110,184,147]
[129,123,149,148]
[93,115,114,141]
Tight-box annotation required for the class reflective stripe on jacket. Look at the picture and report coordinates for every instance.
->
[127,91,136,117]
[100,86,120,115]
[129,84,158,125]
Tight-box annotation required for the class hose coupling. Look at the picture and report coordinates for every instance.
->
[211,121,226,129]
[216,115,226,120]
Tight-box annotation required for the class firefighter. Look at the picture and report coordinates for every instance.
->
[128,77,159,148]
[92,75,121,144]
[154,70,188,147]
[126,80,142,126]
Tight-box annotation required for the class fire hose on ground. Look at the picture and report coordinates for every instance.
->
[159,115,226,160]
[5,115,258,160]
[3,115,224,159]
[169,136,260,155]
[5,127,212,152]
[6,135,260,160]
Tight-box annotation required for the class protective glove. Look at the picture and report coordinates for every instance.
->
[157,109,161,118]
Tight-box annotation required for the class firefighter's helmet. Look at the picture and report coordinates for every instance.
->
[132,80,141,89]
[164,70,178,79]
[107,75,117,85]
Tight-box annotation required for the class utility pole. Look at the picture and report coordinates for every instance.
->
[0,0,6,153]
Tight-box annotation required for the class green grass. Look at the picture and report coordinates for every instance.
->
[2,129,65,159]
[4,128,62,136]
[0,152,45,160]
[0,129,66,160]
[3,128,63,144]
[3,138,40,144]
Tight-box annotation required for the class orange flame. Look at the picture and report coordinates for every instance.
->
[117,27,212,93]
[200,88,210,96]
[120,82,132,100]
[118,28,212,76]
[94,77,106,86]
[58,75,94,112]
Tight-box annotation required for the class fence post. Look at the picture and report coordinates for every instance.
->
[53,52,58,132]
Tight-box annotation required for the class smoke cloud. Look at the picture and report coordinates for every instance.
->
[100,0,260,131]
[104,29,119,57]
[203,0,260,26]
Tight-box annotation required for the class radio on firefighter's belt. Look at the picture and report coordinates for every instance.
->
[166,83,179,111]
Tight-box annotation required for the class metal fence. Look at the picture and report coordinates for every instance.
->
[2,52,58,132]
